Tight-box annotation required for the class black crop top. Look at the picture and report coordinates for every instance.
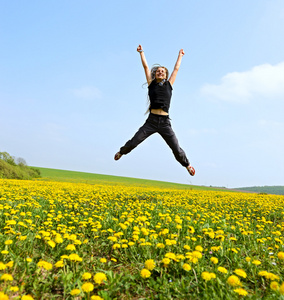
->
[148,79,173,113]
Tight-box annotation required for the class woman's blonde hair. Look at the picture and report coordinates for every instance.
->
[144,65,169,114]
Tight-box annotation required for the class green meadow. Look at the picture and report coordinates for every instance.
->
[2,167,284,299]
[35,166,228,191]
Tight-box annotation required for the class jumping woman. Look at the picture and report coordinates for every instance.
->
[114,45,195,176]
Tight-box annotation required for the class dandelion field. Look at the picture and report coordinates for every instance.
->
[1,179,284,299]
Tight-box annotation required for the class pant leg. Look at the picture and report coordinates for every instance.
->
[158,118,190,167]
[119,117,157,155]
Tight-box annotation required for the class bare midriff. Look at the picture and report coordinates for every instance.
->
[150,108,169,116]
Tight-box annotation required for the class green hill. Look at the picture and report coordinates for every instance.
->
[234,186,284,195]
[0,151,41,180]
[35,166,228,191]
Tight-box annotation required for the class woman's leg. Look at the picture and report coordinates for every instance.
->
[159,119,190,167]
[118,118,156,155]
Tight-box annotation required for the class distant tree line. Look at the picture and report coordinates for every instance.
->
[235,186,284,196]
[0,151,41,180]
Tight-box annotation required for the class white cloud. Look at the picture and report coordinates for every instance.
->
[200,62,284,103]
[72,86,102,100]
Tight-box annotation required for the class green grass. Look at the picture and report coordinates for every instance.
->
[35,166,228,191]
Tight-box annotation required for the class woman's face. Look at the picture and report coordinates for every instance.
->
[155,67,167,81]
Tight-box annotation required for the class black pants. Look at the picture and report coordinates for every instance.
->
[120,113,189,167]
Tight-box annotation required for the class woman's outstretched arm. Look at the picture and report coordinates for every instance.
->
[137,45,152,85]
[168,49,185,86]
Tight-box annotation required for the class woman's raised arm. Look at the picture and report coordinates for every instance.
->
[137,45,152,85]
[168,49,185,86]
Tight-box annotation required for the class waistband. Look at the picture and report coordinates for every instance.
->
[149,112,170,118]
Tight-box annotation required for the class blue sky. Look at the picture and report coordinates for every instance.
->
[1,0,284,188]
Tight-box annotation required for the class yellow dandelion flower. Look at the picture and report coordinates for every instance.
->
[1,250,9,255]
[266,273,280,281]
[140,268,151,278]
[55,261,64,268]
[0,262,6,270]
[230,248,238,253]
[5,218,16,224]
[227,275,242,287]
[233,288,248,296]
[176,254,185,261]
[69,254,82,262]
[91,296,103,300]
[165,239,174,246]
[0,292,9,300]
[210,257,218,264]
[280,282,284,295]
[82,272,92,280]
[277,252,284,260]
[234,269,247,278]
[100,258,107,263]
[190,257,199,264]
[81,282,94,292]
[145,259,155,270]
[258,270,268,277]
[182,263,191,271]
[47,240,56,248]
[162,258,171,265]
[1,273,13,281]
[245,257,251,262]
[37,261,52,270]
[211,246,221,252]
[112,243,121,249]
[270,281,279,291]
[5,261,13,268]
[165,252,176,260]
[93,272,107,284]
[252,260,261,265]
[202,272,214,281]
[21,295,34,300]
[208,232,215,238]
[55,235,63,243]
[26,258,32,263]
[66,244,76,251]
[156,243,165,249]
[70,289,81,296]
[10,286,19,292]
[195,245,203,252]
[218,267,228,274]
[192,251,202,259]
[4,240,13,245]
[107,236,117,242]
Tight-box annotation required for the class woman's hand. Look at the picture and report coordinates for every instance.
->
[179,49,185,56]
[137,45,143,52]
